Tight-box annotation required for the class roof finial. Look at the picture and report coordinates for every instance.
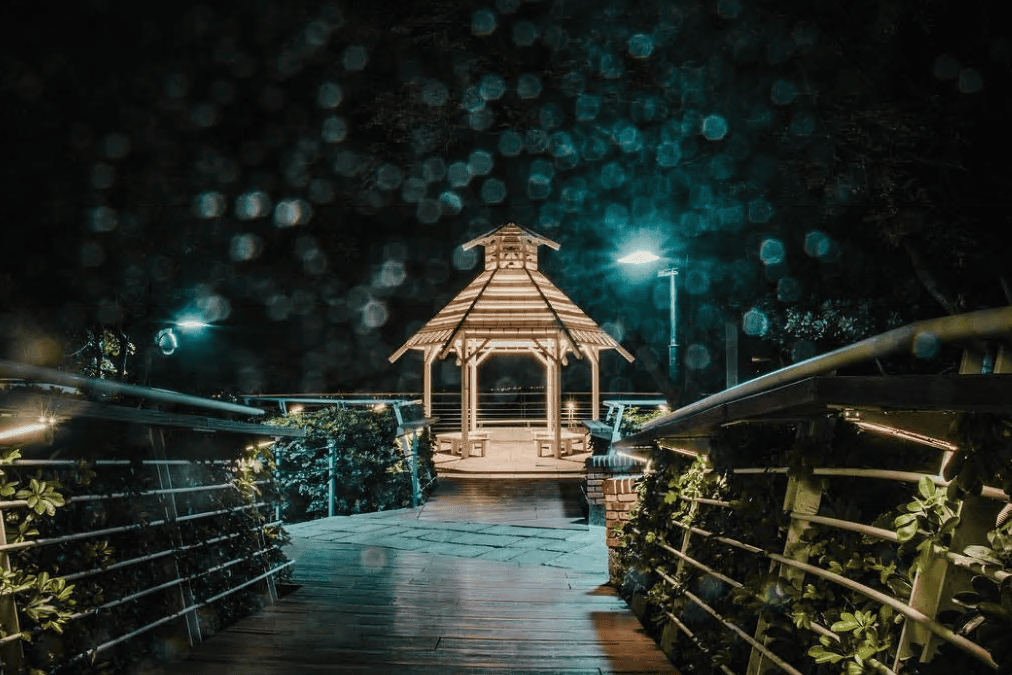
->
[461,222,560,271]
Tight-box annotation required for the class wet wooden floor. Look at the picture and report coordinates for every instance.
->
[152,479,678,674]
[415,476,588,529]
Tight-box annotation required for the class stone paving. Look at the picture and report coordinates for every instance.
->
[283,507,609,576]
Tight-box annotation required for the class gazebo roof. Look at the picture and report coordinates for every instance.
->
[389,223,634,363]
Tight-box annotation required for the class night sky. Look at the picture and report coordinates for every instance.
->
[2,0,1010,398]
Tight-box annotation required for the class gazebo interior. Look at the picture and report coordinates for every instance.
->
[389,223,634,465]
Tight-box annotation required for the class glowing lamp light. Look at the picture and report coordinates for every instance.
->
[617,250,660,264]
[0,423,48,442]
[176,319,210,330]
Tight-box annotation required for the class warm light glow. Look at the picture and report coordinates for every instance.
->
[658,443,699,458]
[852,420,958,452]
[289,405,304,414]
[374,403,387,410]
[0,423,48,441]
[617,250,660,264]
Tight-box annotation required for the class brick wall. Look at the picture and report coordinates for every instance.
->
[604,476,639,548]
[584,454,641,526]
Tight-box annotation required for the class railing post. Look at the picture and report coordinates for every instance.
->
[408,432,421,508]
[0,503,25,671]
[746,420,828,675]
[892,349,1000,668]
[327,440,335,518]
[149,428,202,648]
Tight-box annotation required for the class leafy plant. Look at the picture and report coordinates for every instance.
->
[807,607,895,674]
[265,406,425,521]
[893,475,960,579]
[944,574,1012,673]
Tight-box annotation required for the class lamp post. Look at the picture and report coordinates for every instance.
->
[618,251,680,386]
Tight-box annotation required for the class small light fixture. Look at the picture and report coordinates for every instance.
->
[851,420,958,452]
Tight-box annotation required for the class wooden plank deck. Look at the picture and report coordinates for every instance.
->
[151,478,677,674]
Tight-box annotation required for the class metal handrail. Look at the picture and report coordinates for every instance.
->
[0,359,264,415]
[620,306,1012,446]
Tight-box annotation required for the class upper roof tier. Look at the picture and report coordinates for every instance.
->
[389,223,634,364]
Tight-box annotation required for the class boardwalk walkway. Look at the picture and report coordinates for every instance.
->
[155,477,677,674]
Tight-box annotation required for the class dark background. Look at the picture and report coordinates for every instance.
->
[2,0,1010,400]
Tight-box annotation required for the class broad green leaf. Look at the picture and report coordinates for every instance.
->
[896,522,918,542]
[857,644,878,660]
[963,545,1004,566]
[808,645,844,664]
[918,476,934,498]
[832,618,861,632]
[939,515,960,535]
[893,513,917,527]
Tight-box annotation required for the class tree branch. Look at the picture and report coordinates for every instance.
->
[902,238,959,315]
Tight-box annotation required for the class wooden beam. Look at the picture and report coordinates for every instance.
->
[423,347,437,418]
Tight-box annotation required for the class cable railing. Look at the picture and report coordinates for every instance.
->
[611,307,1012,674]
[243,391,668,435]
[0,365,300,673]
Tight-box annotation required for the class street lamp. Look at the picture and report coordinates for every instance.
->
[618,250,680,387]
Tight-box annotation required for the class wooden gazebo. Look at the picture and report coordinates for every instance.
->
[389,223,634,458]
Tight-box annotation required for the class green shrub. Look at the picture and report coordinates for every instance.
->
[265,406,433,522]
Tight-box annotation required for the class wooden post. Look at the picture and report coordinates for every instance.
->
[554,335,563,459]
[423,347,435,418]
[460,335,469,458]
[545,357,553,434]
[469,355,478,432]
[746,421,828,675]
[892,349,1003,667]
[0,503,24,670]
[590,347,601,421]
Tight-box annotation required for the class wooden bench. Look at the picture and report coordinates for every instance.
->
[437,432,490,457]
[533,431,587,457]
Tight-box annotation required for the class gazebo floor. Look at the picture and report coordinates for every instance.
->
[434,426,591,477]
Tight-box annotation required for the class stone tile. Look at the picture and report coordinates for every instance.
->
[336,531,403,545]
[475,547,527,562]
[509,549,565,566]
[417,542,485,557]
[543,553,607,574]
[506,537,549,549]
[443,532,522,547]
[426,522,497,532]
[442,544,501,559]
[540,538,595,553]
[373,536,431,551]
[416,529,459,543]
[478,524,550,538]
